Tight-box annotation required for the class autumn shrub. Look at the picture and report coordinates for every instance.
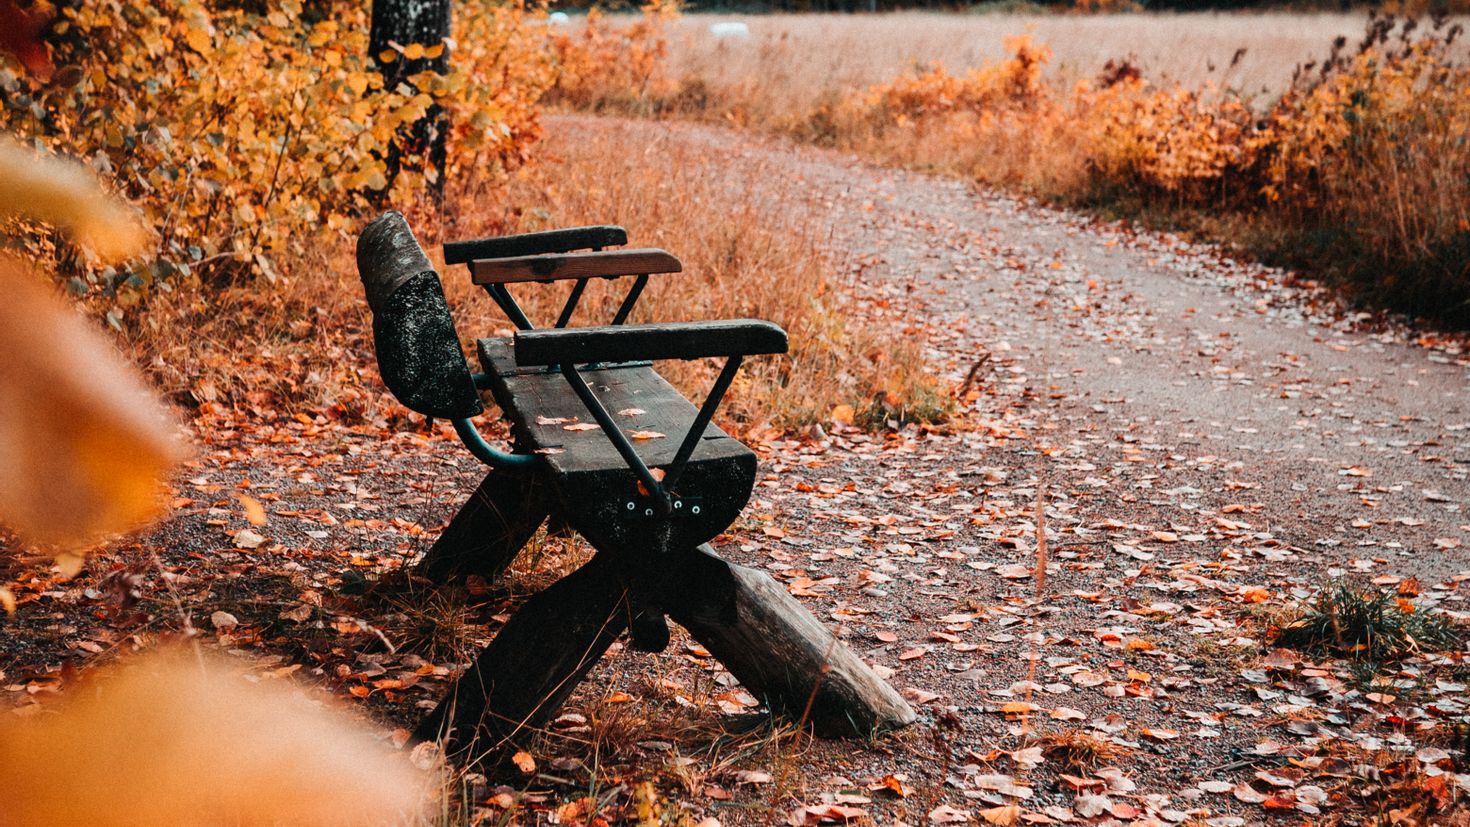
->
[839,16,1470,326]
[1256,16,1470,320]
[542,1,679,114]
[0,0,552,313]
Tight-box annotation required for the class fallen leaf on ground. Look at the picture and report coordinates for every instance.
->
[233,529,266,549]
[979,804,1020,825]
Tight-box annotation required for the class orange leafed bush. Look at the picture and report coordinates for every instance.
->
[860,35,1052,123]
[543,0,680,114]
[815,17,1470,325]
[0,0,554,312]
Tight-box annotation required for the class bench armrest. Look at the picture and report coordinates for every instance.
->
[444,226,627,265]
[471,248,682,285]
[514,320,788,366]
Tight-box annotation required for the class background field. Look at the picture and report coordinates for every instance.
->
[663,11,1378,115]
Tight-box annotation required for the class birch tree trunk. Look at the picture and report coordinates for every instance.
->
[369,0,451,196]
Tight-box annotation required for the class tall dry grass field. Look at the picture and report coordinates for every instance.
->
[660,11,1380,123]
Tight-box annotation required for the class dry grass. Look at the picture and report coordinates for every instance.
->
[653,11,1381,124]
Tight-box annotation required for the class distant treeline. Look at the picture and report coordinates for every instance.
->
[558,0,1446,11]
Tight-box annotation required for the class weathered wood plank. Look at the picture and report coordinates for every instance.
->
[415,466,549,583]
[412,552,629,757]
[357,212,483,419]
[476,338,757,554]
[445,226,627,265]
[471,249,681,285]
[514,320,789,367]
[665,545,917,737]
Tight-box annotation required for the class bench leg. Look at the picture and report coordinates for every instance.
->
[412,551,628,759]
[416,466,549,583]
[664,544,917,737]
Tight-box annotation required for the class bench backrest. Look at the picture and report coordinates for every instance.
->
[356,211,482,420]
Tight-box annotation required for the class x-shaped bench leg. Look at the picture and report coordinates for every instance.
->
[414,541,916,765]
[415,465,550,583]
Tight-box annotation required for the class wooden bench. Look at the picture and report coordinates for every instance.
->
[356,211,915,761]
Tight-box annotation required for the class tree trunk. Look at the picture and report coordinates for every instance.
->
[369,0,451,196]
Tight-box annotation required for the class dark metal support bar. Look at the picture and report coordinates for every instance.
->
[451,418,536,469]
[559,364,672,515]
[486,283,535,331]
[555,278,589,329]
[663,355,742,492]
[610,274,648,326]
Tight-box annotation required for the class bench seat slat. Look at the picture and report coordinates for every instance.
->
[471,249,682,285]
[476,338,750,477]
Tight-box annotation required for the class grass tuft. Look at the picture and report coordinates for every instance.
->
[1037,729,1135,770]
[1275,580,1465,661]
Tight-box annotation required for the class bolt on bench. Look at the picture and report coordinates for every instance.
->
[357,211,914,761]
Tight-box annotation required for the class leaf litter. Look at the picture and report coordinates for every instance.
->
[4,117,1470,825]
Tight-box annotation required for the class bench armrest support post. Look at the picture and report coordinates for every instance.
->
[559,364,674,515]
[485,283,535,331]
[554,277,590,329]
[609,274,648,326]
[662,355,742,492]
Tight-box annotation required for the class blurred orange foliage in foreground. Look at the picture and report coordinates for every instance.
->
[0,647,431,827]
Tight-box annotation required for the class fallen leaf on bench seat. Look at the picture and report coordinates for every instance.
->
[563,422,600,432]
[629,429,665,441]
[617,407,646,417]
[536,415,571,425]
